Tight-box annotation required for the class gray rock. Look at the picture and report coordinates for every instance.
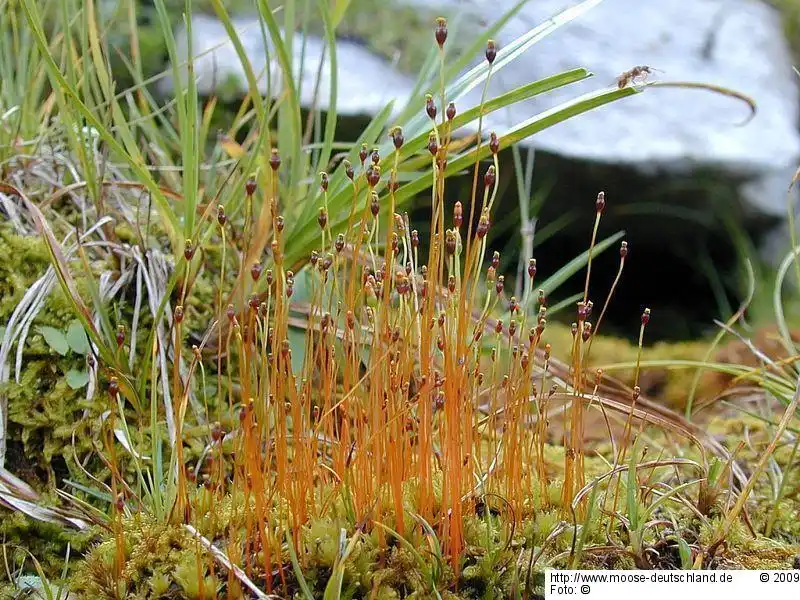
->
[420,0,800,218]
[165,1,800,219]
[161,13,416,116]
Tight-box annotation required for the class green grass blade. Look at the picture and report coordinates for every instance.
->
[286,530,315,600]
[256,0,304,193]
[18,0,181,251]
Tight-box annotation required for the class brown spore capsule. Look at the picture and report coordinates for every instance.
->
[246,177,257,196]
[320,172,329,192]
[489,132,499,154]
[435,17,448,47]
[366,165,381,187]
[184,239,195,261]
[484,165,496,189]
[486,265,496,283]
[577,302,587,321]
[445,230,456,255]
[425,95,437,120]
[476,212,490,238]
[537,319,546,335]
[370,192,380,217]
[427,132,438,156]
[359,143,368,164]
[251,262,263,281]
[596,191,606,213]
[318,207,328,229]
[486,39,497,64]
[446,102,456,121]
[391,127,404,149]
[269,148,281,171]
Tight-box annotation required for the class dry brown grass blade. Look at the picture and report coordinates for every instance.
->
[40,180,184,209]
[647,81,757,126]
[554,392,713,451]
[0,467,93,531]
[182,524,282,600]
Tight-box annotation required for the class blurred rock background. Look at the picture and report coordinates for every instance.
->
[107,0,800,340]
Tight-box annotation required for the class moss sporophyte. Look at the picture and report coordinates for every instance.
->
[0,3,797,599]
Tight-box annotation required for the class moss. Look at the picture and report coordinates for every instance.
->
[706,413,800,542]
[0,227,101,482]
[698,520,800,569]
[0,510,93,585]
[70,517,202,599]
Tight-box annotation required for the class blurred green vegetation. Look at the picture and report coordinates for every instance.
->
[772,0,800,60]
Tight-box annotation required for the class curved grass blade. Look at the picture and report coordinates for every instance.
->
[287,80,634,268]
[402,0,608,139]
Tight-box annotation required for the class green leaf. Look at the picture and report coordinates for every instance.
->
[65,320,90,355]
[65,369,90,390]
[331,0,351,27]
[37,326,69,356]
